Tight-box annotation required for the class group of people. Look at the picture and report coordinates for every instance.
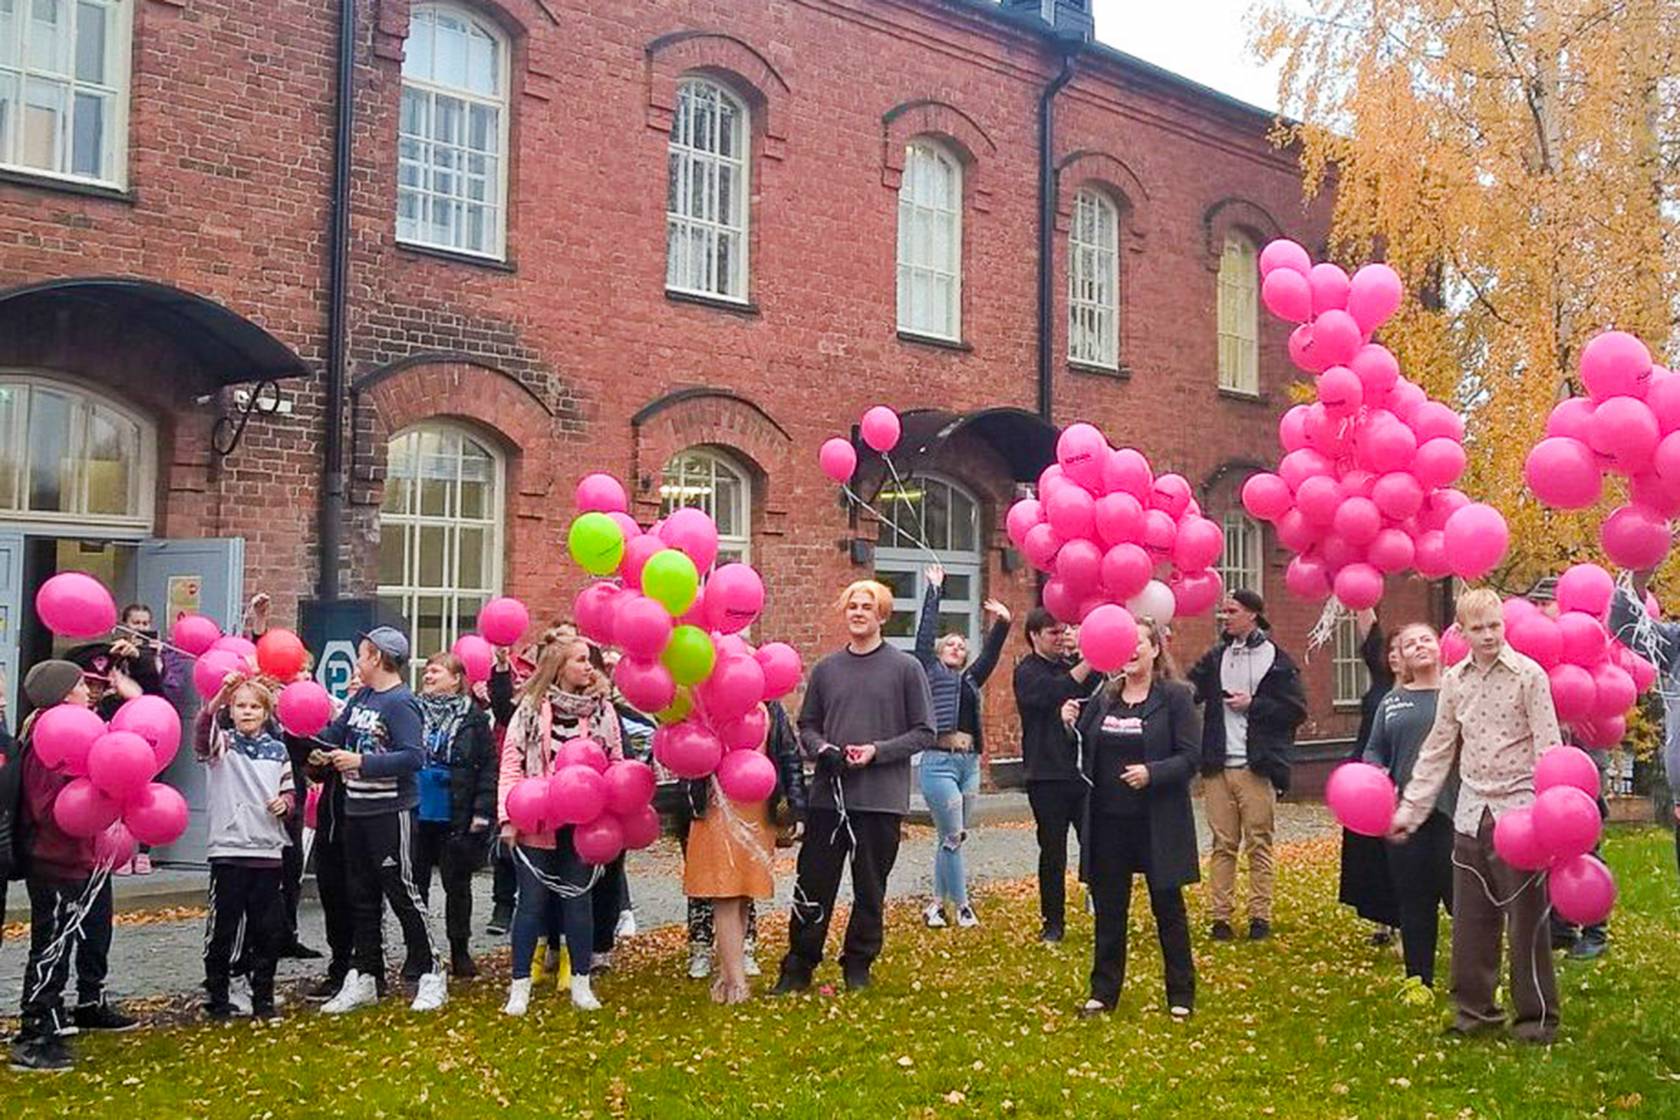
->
[7,555,1675,1071]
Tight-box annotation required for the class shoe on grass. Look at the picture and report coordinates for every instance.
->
[688,945,713,979]
[9,1035,73,1073]
[411,971,448,1012]
[73,999,138,1032]
[956,905,979,929]
[923,903,948,929]
[1209,920,1234,942]
[1247,919,1271,942]
[321,970,378,1015]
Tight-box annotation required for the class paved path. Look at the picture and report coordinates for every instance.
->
[1,801,1337,1006]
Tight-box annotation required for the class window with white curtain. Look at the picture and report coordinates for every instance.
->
[1069,188,1119,368]
[378,424,503,679]
[0,0,129,185]
[1333,616,1371,707]
[666,78,749,301]
[1217,232,1259,394]
[658,447,751,566]
[0,374,152,528]
[896,139,962,341]
[1217,511,1263,598]
[398,3,508,259]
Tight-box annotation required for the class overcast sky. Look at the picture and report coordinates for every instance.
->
[1090,0,1286,112]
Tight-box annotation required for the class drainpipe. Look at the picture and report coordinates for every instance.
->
[1035,49,1077,423]
[318,0,356,600]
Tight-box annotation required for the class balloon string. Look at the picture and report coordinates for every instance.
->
[839,483,942,563]
[512,843,603,900]
[705,774,775,879]
[1611,571,1680,703]
[1304,599,1351,661]
[880,452,946,567]
[113,623,200,662]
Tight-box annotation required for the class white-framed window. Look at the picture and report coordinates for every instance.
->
[0,374,153,531]
[666,77,749,302]
[378,424,504,680]
[658,447,751,566]
[896,139,962,341]
[1333,617,1371,707]
[1217,511,1263,598]
[1069,188,1119,368]
[1217,232,1259,394]
[875,474,981,651]
[398,3,508,259]
[0,0,130,186]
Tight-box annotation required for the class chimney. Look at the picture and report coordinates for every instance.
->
[1000,0,1094,42]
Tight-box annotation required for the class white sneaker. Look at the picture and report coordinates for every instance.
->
[570,975,601,1012]
[615,909,638,939]
[321,970,378,1015]
[924,902,948,929]
[743,952,761,978]
[411,971,448,1012]
[688,945,712,979]
[503,978,532,1017]
[228,976,254,1017]
[956,905,980,929]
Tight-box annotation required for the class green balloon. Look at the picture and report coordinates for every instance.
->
[568,512,625,576]
[661,624,716,686]
[642,549,700,616]
[655,685,694,725]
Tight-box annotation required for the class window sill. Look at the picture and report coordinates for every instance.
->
[1217,386,1266,404]
[665,289,761,317]
[0,166,134,204]
[396,240,515,273]
[1069,359,1129,379]
[897,330,972,353]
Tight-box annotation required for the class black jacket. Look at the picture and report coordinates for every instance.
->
[1013,652,1094,783]
[1186,634,1308,793]
[680,700,808,830]
[435,705,498,835]
[1351,623,1395,761]
[1075,679,1203,890]
[914,584,1010,752]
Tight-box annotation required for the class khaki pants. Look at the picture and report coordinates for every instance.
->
[1203,767,1276,923]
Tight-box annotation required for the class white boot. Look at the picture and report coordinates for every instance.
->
[503,978,532,1017]
[411,971,448,1012]
[570,975,601,1012]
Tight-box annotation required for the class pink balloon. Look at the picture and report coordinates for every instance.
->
[1278,448,1334,492]
[1102,447,1153,501]
[1332,496,1383,546]
[1556,564,1614,618]
[1628,651,1658,693]
[1532,785,1602,863]
[171,614,222,657]
[1098,543,1152,602]
[658,720,724,780]
[1079,605,1139,673]
[1093,492,1145,547]
[1503,595,1538,627]
[1316,365,1364,416]
[1023,525,1063,575]
[1366,529,1415,574]
[1056,423,1111,492]
[1506,614,1563,670]
[1171,517,1224,572]
[95,822,137,869]
[35,572,118,639]
[109,695,182,772]
[1545,397,1596,442]
[123,782,190,847]
[1421,487,1473,533]
[1384,380,1428,425]
[1635,467,1680,519]
[718,705,770,752]
[1442,503,1509,580]
[1308,262,1351,314]
[1601,504,1672,570]
[1295,476,1343,528]
[1410,401,1465,444]
[1045,484,1096,541]
[1548,663,1596,723]
[1591,662,1636,720]
[574,582,624,644]
[1333,564,1384,611]
[1289,323,1327,374]
[277,680,334,738]
[1320,531,1361,572]
[1557,611,1608,667]
[1259,238,1312,277]
[1040,579,1079,624]
[606,511,642,542]
[1326,761,1397,838]
[860,406,901,453]
[557,737,610,775]
[660,507,721,574]
[1357,413,1417,474]
[819,437,858,484]
[575,473,628,514]
[1150,473,1193,519]
[754,643,803,700]
[1278,405,1312,452]
[616,533,666,592]
[618,804,662,850]
[573,815,625,865]
[1648,368,1680,433]
[1170,569,1224,617]
[1412,439,1467,490]
[1524,437,1602,509]
[1413,530,1451,579]
[1346,263,1403,333]
[505,777,551,833]
[699,654,766,723]
[706,563,765,635]
[193,649,247,702]
[1439,626,1469,666]
[1241,473,1292,522]
[452,634,494,684]
[1579,330,1653,403]
[54,777,121,838]
[1549,854,1616,925]
[1370,472,1425,522]
[1274,509,1321,554]
[1310,308,1362,367]
[604,759,656,816]
[479,597,531,647]
[1261,267,1312,323]
[1303,403,1350,457]
[1006,499,1044,548]
[87,731,158,802]
[614,656,676,714]
[1587,396,1660,474]
[1577,714,1627,749]
[1492,808,1550,872]
[717,749,777,804]
[1055,538,1104,594]
[1349,344,1400,399]
[1139,509,1177,561]
[210,635,257,661]
[1535,745,1601,799]
[548,764,608,826]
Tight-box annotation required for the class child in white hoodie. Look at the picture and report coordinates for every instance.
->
[195,676,294,1020]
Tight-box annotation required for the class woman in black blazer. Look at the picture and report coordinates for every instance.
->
[1063,616,1202,1019]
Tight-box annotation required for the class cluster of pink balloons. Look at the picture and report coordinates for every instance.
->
[567,474,803,794]
[1524,331,1674,570]
[1244,241,1508,606]
[32,695,189,858]
[450,596,532,686]
[1493,746,1617,925]
[817,405,903,484]
[504,739,660,865]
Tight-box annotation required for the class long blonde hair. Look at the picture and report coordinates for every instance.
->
[516,637,604,707]
[1393,622,1439,686]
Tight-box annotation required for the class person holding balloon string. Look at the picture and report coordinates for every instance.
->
[1608,567,1680,882]
[1336,610,1402,948]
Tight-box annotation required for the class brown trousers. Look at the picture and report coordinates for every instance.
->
[1203,767,1276,923]
[1450,809,1559,1041]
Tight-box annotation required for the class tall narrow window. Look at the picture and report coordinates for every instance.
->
[896,139,962,341]
[1217,232,1259,394]
[0,0,129,185]
[666,78,749,301]
[1068,188,1119,368]
[398,4,508,259]
[658,448,751,565]
[1333,617,1372,706]
[1217,512,1263,598]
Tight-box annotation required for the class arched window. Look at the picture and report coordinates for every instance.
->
[1069,188,1119,368]
[398,3,509,259]
[0,375,153,529]
[1217,232,1259,394]
[666,77,750,302]
[896,139,962,341]
[0,0,130,185]
[658,447,751,565]
[378,423,504,673]
[874,474,982,650]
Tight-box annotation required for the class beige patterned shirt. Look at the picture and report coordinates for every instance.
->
[1394,644,1562,836]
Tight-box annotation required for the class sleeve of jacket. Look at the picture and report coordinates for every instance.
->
[1394,674,1461,832]
[193,708,217,762]
[1248,650,1308,734]
[1359,623,1389,681]
[496,711,528,827]
[1185,646,1221,706]
[913,582,940,669]
[467,712,498,823]
[1148,683,1202,789]
[872,658,936,764]
[1012,657,1083,711]
[489,667,516,728]
[769,702,808,820]
[1609,586,1680,673]
[968,617,1011,688]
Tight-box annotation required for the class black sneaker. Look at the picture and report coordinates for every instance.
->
[283,941,324,961]
[769,970,811,996]
[9,1035,73,1073]
[1209,920,1235,941]
[73,1001,139,1032]
[487,904,513,937]
[1248,919,1271,942]
[47,1006,78,1038]
[1039,924,1065,944]
[842,967,872,991]
[250,1003,282,1022]
[451,945,479,979]
[306,975,347,1002]
[204,1000,238,1021]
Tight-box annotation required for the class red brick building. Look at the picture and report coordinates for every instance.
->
[0,0,1436,830]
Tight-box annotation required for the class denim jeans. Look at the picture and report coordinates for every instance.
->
[510,840,594,981]
[920,751,980,909]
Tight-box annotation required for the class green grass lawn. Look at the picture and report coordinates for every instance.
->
[9,828,1680,1119]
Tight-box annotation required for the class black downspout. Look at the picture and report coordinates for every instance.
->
[1035,50,1076,423]
[318,0,357,601]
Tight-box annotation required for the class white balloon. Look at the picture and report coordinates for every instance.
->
[1127,579,1176,625]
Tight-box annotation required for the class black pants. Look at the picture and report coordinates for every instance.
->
[18,876,108,1039]
[279,813,305,946]
[413,822,487,948]
[492,843,517,911]
[1385,811,1455,985]
[1087,812,1194,1009]
[1028,780,1088,931]
[204,862,284,1005]
[592,855,628,954]
[345,811,435,978]
[780,808,902,979]
[315,820,356,983]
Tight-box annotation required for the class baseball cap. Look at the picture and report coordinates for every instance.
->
[356,626,411,664]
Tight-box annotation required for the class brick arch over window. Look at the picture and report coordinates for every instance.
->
[880,99,995,211]
[1054,149,1150,241]
[644,30,789,158]
[372,0,545,62]
[630,388,793,536]
[1201,197,1285,270]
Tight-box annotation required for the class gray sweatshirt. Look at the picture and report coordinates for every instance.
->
[195,711,295,863]
[1609,587,1680,791]
[798,642,936,816]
